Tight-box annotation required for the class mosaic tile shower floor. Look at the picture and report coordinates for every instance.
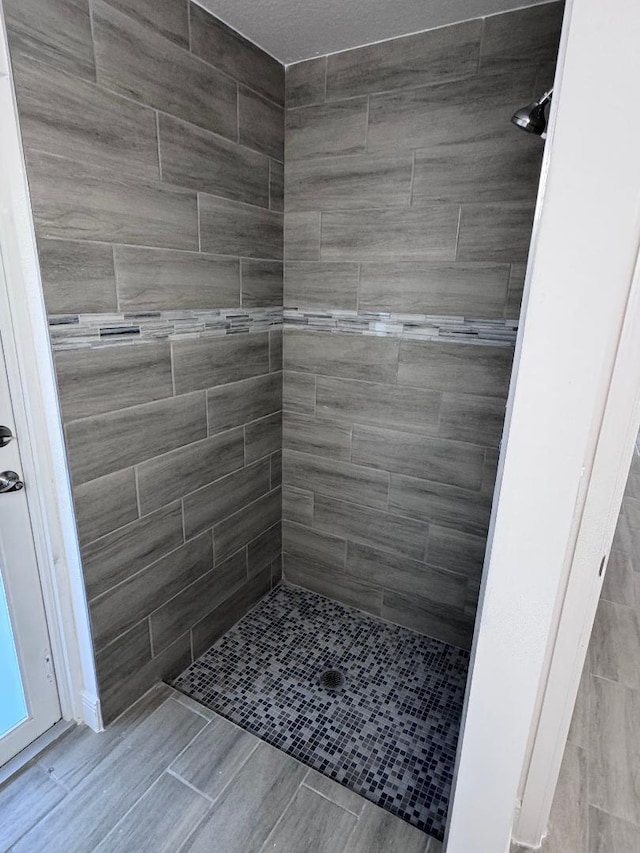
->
[171,583,469,843]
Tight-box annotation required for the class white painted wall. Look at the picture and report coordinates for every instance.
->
[446,0,640,848]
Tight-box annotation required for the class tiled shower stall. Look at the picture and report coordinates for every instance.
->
[2,0,562,842]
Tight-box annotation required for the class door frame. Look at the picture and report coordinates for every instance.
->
[0,12,100,734]
[446,0,640,849]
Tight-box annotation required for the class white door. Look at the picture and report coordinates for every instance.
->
[0,262,61,766]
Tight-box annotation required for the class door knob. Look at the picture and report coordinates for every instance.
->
[0,471,24,493]
[0,426,13,448]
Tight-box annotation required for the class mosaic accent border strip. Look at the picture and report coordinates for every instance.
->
[48,307,283,350]
[48,306,518,350]
[284,308,518,347]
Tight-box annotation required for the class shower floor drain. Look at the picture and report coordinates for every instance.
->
[318,668,346,691]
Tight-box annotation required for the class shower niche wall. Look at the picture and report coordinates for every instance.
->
[3,0,562,845]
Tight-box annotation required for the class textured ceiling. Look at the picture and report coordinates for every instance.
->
[194,0,553,64]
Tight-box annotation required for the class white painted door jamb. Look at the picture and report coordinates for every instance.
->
[0,8,101,733]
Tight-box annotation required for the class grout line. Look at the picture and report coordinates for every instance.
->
[155,111,162,178]
[186,0,193,52]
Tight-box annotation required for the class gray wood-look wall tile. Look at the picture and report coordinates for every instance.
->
[37,238,117,314]
[213,488,281,562]
[480,1,564,72]
[566,662,590,751]
[104,0,190,48]
[270,450,283,488]
[94,772,210,853]
[82,501,184,599]
[170,715,258,799]
[66,392,207,485]
[0,763,67,851]
[100,633,192,723]
[284,261,359,311]
[95,620,153,697]
[588,675,640,825]
[325,19,482,100]
[345,801,429,853]
[588,806,640,853]
[181,741,306,853]
[367,69,536,153]
[285,330,399,382]
[270,159,284,212]
[12,57,159,181]
[189,3,284,106]
[457,203,536,263]
[388,473,491,537]
[172,332,270,394]
[358,261,510,317]
[158,113,269,208]
[247,523,282,578]
[284,449,389,510]
[14,698,206,851]
[282,520,346,570]
[321,206,459,262]
[286,152,413,212]
[191,566,272,658]
[136,428,245,514]
[150,550,247,652]
[352,423,485,490]
[283,413,352,462]
[315,375,440,435]
[4,0,95,81]
[346,541,466,608]
[92,0,237,139]
[284,212,321,260]
[27,150,198,249]
[286,57,327,108]
[245,412,282,463]
[56,342,173,422]
[239,86,284,161]
[241,259,283,307]
[90,533,213,649]
[270,330,283,372]
[282,485,314,526]
[427,524,486,579]
[397,340,512,397]
[283,371,316,415]
[505,262,527,320]
[199,194,283,259]
[283,554,382,616]
[412,134,543,205]
[73,468,138,545]
[263,785,358,853]
[207,372,282,435]
[114,245,240,311]
[314,495,428,561]
[439,393,506,447]
[183,459,271,540]
[381,589,473,649]
[286,98,368,160]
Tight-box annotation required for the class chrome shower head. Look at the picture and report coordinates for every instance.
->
[511,89,553,137]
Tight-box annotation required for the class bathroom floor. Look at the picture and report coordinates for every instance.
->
[172,583,469,843]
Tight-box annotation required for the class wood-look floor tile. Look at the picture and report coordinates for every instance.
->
[0,764,67,850]
[344,801,428,852]
[169,715,259,800]
[94,772,210,852]
[260,785,357,853]
[14,698,206,853]
[181,741,307,853]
